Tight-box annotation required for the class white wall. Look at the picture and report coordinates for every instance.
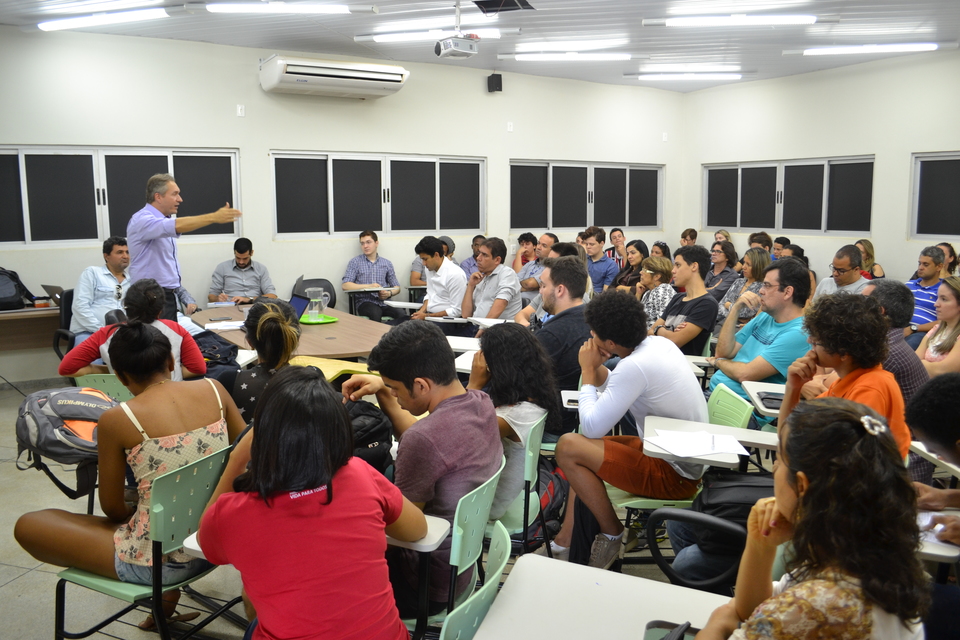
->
[2,24,960,380]
[681,49,960,282]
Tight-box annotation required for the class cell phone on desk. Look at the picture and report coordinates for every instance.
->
[756,392,784,410]
[566,399,578,406]
[209,316,232,321]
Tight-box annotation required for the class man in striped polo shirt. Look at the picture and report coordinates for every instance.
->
[905,245,945,349]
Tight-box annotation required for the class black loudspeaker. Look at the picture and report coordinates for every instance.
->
[487,73,502,93]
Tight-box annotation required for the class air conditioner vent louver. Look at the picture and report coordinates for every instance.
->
[260,55,410,98]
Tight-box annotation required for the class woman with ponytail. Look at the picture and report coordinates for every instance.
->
[17,322,246,629]
[232,297,302,419]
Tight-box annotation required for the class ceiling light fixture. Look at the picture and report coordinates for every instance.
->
[500,52,632,61]
[356,27,516,43]
[41,0,162,14]
[801,43,940,55]
[37,7,169,30]
[372,13,495,32]
[643,14,817,27]
[640,63,741,73]
[515,38,629,52]
[200,3,375,14]
[634,73,743,80]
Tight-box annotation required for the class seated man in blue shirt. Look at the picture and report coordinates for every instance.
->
[582,226,619,293]
[905,245,945,349]
[70,236,131,345]
[342,230,402,322]
[706,256,811,430]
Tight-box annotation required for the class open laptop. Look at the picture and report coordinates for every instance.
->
[41,284,64,306]
[289,292,310,319]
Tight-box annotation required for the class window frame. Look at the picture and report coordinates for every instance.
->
[702,155,874,235]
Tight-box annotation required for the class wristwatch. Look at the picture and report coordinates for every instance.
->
[910,323,919,333]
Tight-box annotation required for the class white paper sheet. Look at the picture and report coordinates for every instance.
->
[646,429,749,458]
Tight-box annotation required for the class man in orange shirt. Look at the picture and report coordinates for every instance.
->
[778,293,910,458]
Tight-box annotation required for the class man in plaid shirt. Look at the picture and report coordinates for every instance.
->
[342,230,402,322]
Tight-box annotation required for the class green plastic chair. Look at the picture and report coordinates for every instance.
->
[486,414,548,556]
[406,456,505,638]
[439,521,511,640]
[54,446,240,640]
[73,373,134,402]
[706,382,753,430]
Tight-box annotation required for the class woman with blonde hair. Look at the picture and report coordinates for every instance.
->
[856,238,885,279]
[232,298,302,418]
[637,256,675,329]
[916,276,960,377]
[938,242,957,279]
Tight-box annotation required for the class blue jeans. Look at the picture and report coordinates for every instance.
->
[905,330,927,350]
[114,555,211,586]
[666,519,739,582]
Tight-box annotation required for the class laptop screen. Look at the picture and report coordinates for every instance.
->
[289,293,309,319]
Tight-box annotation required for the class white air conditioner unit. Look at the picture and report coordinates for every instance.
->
[259,55,410,98]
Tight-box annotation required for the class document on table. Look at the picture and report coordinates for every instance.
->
[646,429,749,458]
[918,511,955,546]
[204,320,245,330]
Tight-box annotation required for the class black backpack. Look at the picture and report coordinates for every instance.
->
[0,267,34,310]
[345,399,393,475]
[691,469,774,555]
[513,456,569,546]
[192,330,241,391]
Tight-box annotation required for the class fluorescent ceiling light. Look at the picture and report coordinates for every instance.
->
[504,52,632,62]
[645,14,817,27]
[803,43,939,55]
[373,13,495,32]
[41,0,161,14]
[637,73,743,80]
[640,63,741,72]
[515,38,629,52]
[37,7,168,30]
[204,3,355,14]
[356,28,513,43]
[668,2,813,16]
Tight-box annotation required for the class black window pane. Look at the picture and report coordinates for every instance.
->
[706,168,738,228]
[275,158,329,233]
[827,162,873,232]
[782,165,824,230]
[172,155,236,236]
[0,155,24,242]
[390,161,436,231]
[740,167,777,229]
[25,154,97,241]
[440,163,480,229]
[628,169,658,227]
[511,165,547,229]
[593,167,626,228]
[333,159,382,232]
[917,159,960,236]
[104,155,169,237]
[552,166,588,228]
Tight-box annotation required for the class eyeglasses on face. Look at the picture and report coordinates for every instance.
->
[829,264,853,275]
[759,281,781,290]
[115,285,123,300]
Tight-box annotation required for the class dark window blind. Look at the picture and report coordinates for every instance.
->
[275,157,329,233]
[104,155,169,237]
[782,164,824,230]
[172,155,236,236]
[740,167,777,229]
[706,168,738,228]
[440,162,480,229]
[593,167,626,228]
[826,162,873,232]
[25,154,98,241]
[510,165,548,228]
[333,159,382,232]
[0,155,24,242]
[917,159,960,236]
[390,161,436,231]
[551,166,588,228]
[628,168,658,227]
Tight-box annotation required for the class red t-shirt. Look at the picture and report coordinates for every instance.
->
[200,458,407,640]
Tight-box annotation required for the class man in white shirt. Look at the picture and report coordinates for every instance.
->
[554,291,709,569]
[70,236,131,345]
[411,236,467,321]
[814,244,869,299]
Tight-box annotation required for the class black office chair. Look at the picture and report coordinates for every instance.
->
[291,278,337,310]
[53,288,76,361]
[104,309,127,325]
[646,507,747,597]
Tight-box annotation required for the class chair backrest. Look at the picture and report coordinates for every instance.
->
[292,278,337,310]
[522,415,547,486]
[448,456,506,576]
[73,373,134,402]
[150,445,232,555]
[707,383,753,430]
[439,520,511,640]
[59,288,74,331]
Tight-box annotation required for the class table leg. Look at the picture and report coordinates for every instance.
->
[412,551,431,640]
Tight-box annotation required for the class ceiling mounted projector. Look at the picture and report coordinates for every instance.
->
[435,36,479,58]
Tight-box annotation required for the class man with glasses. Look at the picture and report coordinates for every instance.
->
[706,257,811,429]
[69,236,131,346]
[814,244,869,299]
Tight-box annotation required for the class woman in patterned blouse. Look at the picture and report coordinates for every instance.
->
[637,256,675,330]
[697,398,928,639]
[713,247,771,336]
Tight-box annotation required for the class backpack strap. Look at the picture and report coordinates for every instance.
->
[119,402,150,441]
[205,377,224,419]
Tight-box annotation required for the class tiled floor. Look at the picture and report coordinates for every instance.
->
[1,384,669,639]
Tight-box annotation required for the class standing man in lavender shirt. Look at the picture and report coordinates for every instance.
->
[127,173,242,321]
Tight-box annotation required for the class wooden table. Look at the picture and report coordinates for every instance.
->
[191,306,390,359]
[474,554,727,639]
[0,306,60,351]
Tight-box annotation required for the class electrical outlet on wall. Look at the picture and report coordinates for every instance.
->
[510,244,517,254]
[237,104,245,117]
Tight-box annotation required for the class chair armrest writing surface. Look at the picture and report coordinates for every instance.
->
[741,381,787,419]
[386,515,451,552]
[910,441,960,479]
[455,351,478,374]
[385,300,424,310]
[561,390,579,411]
[645,416,778,451]
[467,317,509,329]
[446,336,481,352]
[183,531,205,560]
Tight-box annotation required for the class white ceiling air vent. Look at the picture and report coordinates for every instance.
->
[259,55,410,98]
